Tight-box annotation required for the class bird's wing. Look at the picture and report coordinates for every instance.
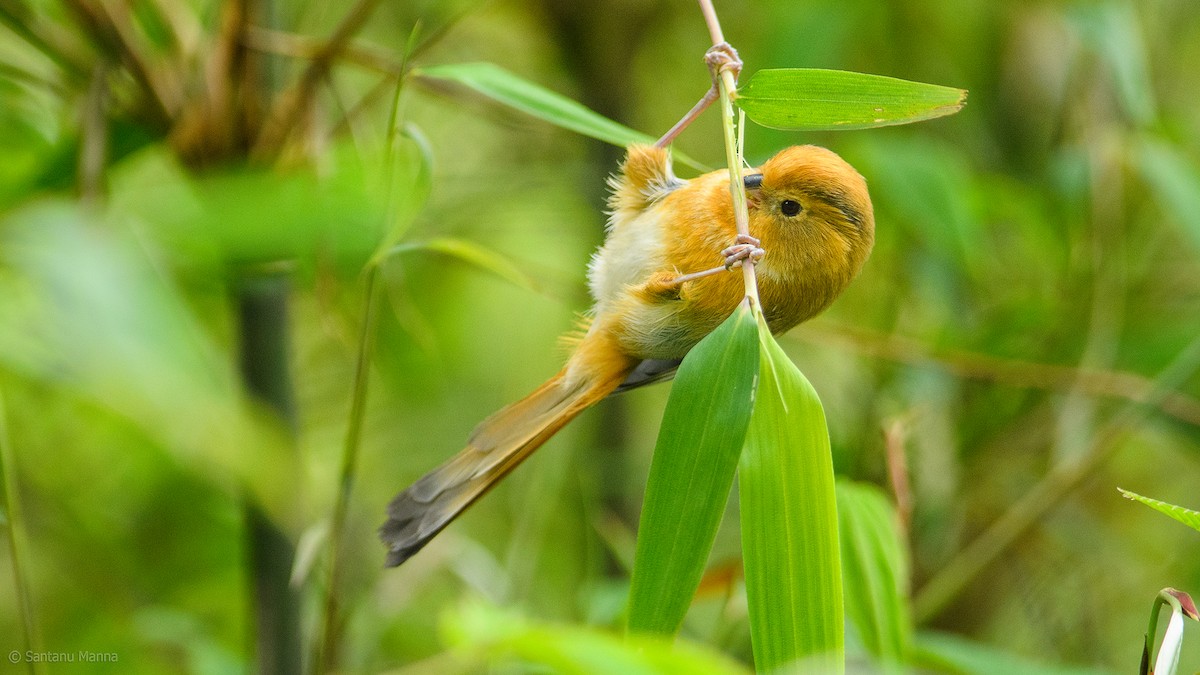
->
[612,357,682,394]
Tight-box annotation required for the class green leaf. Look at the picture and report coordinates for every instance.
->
[1119,488,1200,534]
[390,237,540,293]
[837,480,912,669]
[107,145,388,273]
[739,318,843,672]
[734,68,966,131]
[627,302,758,636]
[413,62,705,170]
[444,601,750,675]
[1134,137,1200,253]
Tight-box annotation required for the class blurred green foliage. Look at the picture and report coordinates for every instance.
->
[1,0,1199,673]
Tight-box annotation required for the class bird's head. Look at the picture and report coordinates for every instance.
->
[743,144,875,276]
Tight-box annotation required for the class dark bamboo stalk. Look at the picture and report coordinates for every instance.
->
[237,274,302,675]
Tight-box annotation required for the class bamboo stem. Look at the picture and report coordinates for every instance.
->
[237,275,302,675]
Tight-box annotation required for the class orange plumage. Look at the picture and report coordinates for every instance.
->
[380,143,875,566]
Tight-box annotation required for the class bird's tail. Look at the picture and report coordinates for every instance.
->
[380,341,632,567]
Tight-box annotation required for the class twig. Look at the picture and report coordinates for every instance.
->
[697,0,725,44]
[696,0,760,307]
[912,333,1200,622]
[796,321,1200,428]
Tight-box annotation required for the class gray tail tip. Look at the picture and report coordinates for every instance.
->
[379,516,426,568]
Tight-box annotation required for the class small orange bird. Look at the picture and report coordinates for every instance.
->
[380,141,875,566]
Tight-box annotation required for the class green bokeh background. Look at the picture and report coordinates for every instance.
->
[1,0,1199,672]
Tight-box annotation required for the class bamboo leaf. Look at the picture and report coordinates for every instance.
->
[739,318,843,672]
[1119,488,1200,534]
[413,62,705,170]
[837,480,913,670]
[734,68,966,131]
[627,302,758,636]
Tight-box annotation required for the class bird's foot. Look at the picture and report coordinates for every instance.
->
[722,234,765,270]
[704,42,742,84]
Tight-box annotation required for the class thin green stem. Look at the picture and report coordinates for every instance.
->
[0,391,41,675]
[314,266,381,672]
[315,72,409,670]
[698,2,760,309]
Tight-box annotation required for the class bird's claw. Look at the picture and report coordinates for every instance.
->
[704,42,742,83]
[722,234,764,269]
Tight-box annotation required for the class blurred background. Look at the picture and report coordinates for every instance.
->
[1,0,1199,672]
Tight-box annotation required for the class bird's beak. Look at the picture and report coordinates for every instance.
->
[743,173,763,209]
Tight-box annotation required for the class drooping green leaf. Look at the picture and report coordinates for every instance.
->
[390,237,540,293]
[1119,488,1200,534]
[1134,137,1200,253]
[837,480,912,669]
[444,601,749,675]
[734,68,966,131]
[627,302,758,636]
[413,62,704,170]
[739,317,843,672]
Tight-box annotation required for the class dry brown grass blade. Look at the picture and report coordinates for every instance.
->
[244,27,405,76]
[799,321,1200,428]
[250,0,385,160]
[79,62,110,204]
[912,333,1200,622]
[61,0,174,125]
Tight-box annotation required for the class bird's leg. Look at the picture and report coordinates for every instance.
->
[661,235,765,288]
[654,42,743,149]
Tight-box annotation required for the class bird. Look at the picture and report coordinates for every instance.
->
[379,141,875,567]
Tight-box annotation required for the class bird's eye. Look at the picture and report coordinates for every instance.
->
[780,199,802,217]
